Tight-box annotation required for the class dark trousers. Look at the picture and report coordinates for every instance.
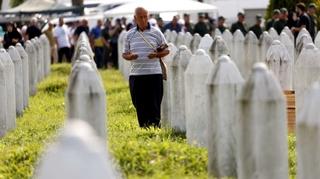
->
[58,47,71,63]
[129,74,163,128]
[94,47,104,69]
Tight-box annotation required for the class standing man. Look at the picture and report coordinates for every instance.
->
[26,17,41,40]
[123,7,169,128]
[54,17,71,63]
[163,16,182,33]
[194,14,210,36]
[266,9,280,31]
[183,14,194,34]
[274,8,288,35]
[292,3,311,38]
[308,3,318,40]
[217,16,227,34]
[230,12,247,35]
[90,19,104,68]
[249,14,263,39]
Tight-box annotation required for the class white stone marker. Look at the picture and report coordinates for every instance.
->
[294,44,320,116]
[40,35,51,76]
[0,49,16,130]
[16,43,29,109]
[315,31,320,49]
[176,32,185,48]
[266,40,293,90]
[297,81,320,179]
[244,31,259,78]
[117,30,127,78]
[31,38,42,83]
[170,31,178,45]
[207,55,244,178]
[0,58,7,137]
[164,29,171,41]
[161,43,177,128]
[66,60,106,140]
[237,63,288,179]
[232,30,245,77]
[259,31,273,62]
[36,38,45,82]
[198,34,214,54]
[185,49,214,146]
[222,29,233,57]
[209,36,229,63]
[191,33,201,53]
[25,40,38,96]
[8,46,24,116]
[296,34,313,55]
[183,32,193,50]
[35,120,121,179]
[281,26,294,42]
[214,28,222,36]
[269,27,279,40]
[280,32,295,63]
[177,45,192,130]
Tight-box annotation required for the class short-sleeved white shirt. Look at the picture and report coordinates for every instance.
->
[54,25,70,48]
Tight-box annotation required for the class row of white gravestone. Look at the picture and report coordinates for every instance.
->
[35,32,121,179]
[0,35,51,137]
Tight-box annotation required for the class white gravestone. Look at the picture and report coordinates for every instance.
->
[0,49,16,130]
[40,35,51,76]
[183,32,193,50]
[8,46,24,116]
[0,59,7,137]
[296,34,313,56]
[35,120,121,179]
[297,82,320,179]
[198,34,214,54]
[315,31,320,49]
[294,44,320,116]
[269,27,279,40]
[280,32,295,63]
[25,40,38,96]
[161,43,177,128]
[266,40,293,90]
[168,45,185,132]
[237,63,288,179]
[185,49,214,146]
[222,29,233,57]
[164,29,171,41]
[176,32,185,48]
[170,31,178,46]
[16,43,30,109]
[209,36,229,63]
[214,28,222,37]
[66,60,107,140]
[207,55,244,178]
[281,26,294,42]
[232,30,245,77]
[31,39,41,83]
[191,33,201,53]
[36,38,45,82]
[177,45,192,130]
[259,31,273,62]
[244,31,259,78]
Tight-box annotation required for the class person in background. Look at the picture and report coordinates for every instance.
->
[274,8,288,35]
[292,2,311,38]
[230,12,247,35]
[194,13,209,36]
[68,21,78,57]
[0,26,5,44]
[109,18,123,68]
[308,3,317,40]
[73,19,89,42]
[266,9,280,31]
[287,11,298,29]
[54,17,71,63]
[123,7,169,128]
[43,21,57,64]
[90,19,104,69]
[101,19,112,68]
[26,17,41,40]
[156,17,165,32]
[249,14,263,39]
[163,16,182,33]
[217,16,227,34]
[183,13,193,34]
[3,22,22,49]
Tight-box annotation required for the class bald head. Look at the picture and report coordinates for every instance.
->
[134,7,149,31]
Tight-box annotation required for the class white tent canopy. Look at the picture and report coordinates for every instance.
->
[104,0,218,17]
[5,0,67,12]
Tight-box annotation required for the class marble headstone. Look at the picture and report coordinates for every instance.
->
[25,40,38,96]
[16,43,30,109]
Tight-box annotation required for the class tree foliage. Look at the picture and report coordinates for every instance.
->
[10,0,24,8]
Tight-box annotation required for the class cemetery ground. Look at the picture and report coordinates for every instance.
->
[0,64,296,179]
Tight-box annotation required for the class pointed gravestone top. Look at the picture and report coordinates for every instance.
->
[170,31,178,44]
[207,55,244,85]
[259,31,273,46]
[176,32,185,47]
[183,32,193,48]
[233,29,245,41]
[245,31,258,43]
[198,34,214,52]
[222,29,232,40]
[215,28,222,36]
[35,120,120,179]
[191,33,202,52]
[269,27,279,40]
[281,26,294,42]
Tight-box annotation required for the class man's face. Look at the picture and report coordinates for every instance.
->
[309,7,316,15]
[296,7,302,15]
[97,19,103,27]
[218,19,224,26]
[134,9,148,30]
[172,16,178,25]
[238,15,245,22]
[59,18,64,26]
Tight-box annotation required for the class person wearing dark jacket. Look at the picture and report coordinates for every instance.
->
[194,14,209,37]
[265,9,280,31]
[274,8,288,35]
[3,23,22,49]
[26,18,41,40]
[308,3,318,40]
[230,12,247,35]
[249,14,263,39]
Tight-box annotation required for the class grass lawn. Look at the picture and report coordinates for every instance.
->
[0,64,296,179]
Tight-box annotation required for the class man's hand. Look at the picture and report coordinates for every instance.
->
[148,52,158,59]
[122,52,138,61]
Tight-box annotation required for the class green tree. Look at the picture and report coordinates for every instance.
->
[10,0,24,7]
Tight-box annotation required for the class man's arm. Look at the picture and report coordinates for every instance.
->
[122,52,138,61]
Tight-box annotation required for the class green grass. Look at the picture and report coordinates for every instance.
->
[0,64,297,179]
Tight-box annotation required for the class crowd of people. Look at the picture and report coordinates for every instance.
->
[0,2,317,70]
